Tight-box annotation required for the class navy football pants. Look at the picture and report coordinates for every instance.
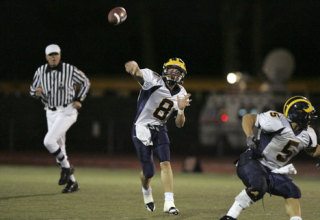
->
[132,125,170,178]
[236,150,301,200]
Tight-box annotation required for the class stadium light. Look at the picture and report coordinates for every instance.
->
[226,72,242,84]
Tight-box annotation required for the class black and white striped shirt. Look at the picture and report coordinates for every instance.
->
[30,62,90,108]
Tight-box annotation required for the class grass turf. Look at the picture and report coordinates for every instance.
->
[0,165,319,220]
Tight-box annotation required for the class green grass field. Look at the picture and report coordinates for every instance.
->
[0,165,319,220]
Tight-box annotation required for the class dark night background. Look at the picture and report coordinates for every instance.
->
[1,0,320,81]
[2,0,320,156]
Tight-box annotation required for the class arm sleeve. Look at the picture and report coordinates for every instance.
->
[73,67,91,102]
[29,68,43,99]
[141,68,154,83]
[140,68,160,89]
[307,126,318,148]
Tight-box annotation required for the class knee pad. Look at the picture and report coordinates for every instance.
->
[142,162,155,179]
[246,185,267,201]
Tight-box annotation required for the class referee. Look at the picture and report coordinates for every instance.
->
[30,44,90,193]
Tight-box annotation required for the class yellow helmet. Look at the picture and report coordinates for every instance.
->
[162,58,187,88]
[283,96,316,128]
[163,57,187,75]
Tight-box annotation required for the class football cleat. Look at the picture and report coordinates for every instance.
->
[62,180,79,193]
[163,201,179,215]
[142,187,155,212]
[58,167,74,185]
[219,215,237,220]
[145,202,155,212]
[164,207,179,215]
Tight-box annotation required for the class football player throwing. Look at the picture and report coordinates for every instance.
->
[125,58,191,215]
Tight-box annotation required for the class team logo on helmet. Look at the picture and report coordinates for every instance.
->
[283,96,316,128]
[163,58,187,75]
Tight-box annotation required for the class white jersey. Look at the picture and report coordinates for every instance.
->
[134,68,187,126]
[255,110,317,170]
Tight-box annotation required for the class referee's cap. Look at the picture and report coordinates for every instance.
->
[45,44,61,55]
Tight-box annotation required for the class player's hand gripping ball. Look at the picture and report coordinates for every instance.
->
[108,7,127,25]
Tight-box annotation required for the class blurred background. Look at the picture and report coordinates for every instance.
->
[1,0,320,163]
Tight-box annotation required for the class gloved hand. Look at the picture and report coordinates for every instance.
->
[246,135,258,149]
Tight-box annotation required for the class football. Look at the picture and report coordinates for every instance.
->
[108,7,127,26]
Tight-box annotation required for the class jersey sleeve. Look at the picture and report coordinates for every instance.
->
[73,67,91,102]
[29,67,42,97]
[255,111,284,132]
[29,65,46,102]
[306,126,318,148]
[140,68,161,89]
[179,86,187,96]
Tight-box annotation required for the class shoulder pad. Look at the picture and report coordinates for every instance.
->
[256,111,285,132]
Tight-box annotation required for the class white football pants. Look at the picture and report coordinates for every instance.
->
[43,104,78,157]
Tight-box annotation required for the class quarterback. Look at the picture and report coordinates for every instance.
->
[125,58,191,215]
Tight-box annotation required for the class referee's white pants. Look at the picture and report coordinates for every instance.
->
[43,104,78,157]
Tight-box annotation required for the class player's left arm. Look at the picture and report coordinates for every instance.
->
[175,93,191,128]
[125,61,144,85]
[305,144,320,157]
[313,145,320,157]
[73,68,91,109]
[304,126,320,157]
[30,68,45,100]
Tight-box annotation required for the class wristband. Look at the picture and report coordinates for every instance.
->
[177,109,184,115]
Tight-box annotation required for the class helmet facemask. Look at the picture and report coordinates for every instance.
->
[289,107,315,128]
[163,67,185,89]
[162,58,187,90]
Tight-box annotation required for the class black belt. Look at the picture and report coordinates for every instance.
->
[48,104,68,111]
